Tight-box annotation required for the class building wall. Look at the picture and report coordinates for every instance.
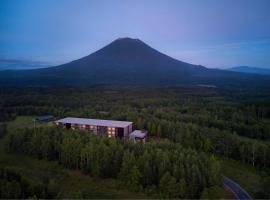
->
[128,124,133,134]
[132,137,146,144]
[107,127,116,138]
[123,127,128,137]
[123,124,133,137]
[56,122,132,138]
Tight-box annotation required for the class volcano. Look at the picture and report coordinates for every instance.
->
[1,37,269,88]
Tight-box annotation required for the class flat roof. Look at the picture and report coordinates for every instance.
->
[55,117,132,128]
[130,130,147,138]
[35,115,54,121]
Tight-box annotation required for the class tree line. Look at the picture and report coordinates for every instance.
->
[5,127,223,198]
[145,120,270,168]
[1,87,270,140]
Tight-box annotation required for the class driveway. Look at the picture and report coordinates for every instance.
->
[223,177,252,200]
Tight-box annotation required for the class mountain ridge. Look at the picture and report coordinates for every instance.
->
[226,66,270,75]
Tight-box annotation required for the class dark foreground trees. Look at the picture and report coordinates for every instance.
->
[5,127,222,198]
[0,123,7,138]
[0,166,56,199]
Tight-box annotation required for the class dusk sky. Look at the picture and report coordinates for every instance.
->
[1,0,270,69]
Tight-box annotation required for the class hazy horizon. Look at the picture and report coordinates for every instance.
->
[1,0,270,70]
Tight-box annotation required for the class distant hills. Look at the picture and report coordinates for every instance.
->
[226,66,270,75]
[0,37,270,88]
[0,59,51,70]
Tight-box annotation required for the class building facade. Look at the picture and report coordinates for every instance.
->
[55,117,133,138]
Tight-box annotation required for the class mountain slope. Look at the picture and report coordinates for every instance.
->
[0,38,270,88]
[227,66,270,75]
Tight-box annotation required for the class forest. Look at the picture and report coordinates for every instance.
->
[0,86,270,198]
[4,127,221,198]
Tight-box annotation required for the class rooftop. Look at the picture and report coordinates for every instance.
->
[35,115,55,121]
[55,117,132,128]
[130,130,147,138]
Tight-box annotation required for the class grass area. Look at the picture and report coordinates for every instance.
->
[1,116,148,199]
[219,157,264,198]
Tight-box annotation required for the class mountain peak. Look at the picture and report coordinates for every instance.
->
[115,37,142,42]
[110,37,147,47]
[110,37,146,46]
[92,37,156,59]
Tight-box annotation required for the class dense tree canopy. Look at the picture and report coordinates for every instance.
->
[0,166,57,199]
[1,87,270,169]
[5,127,222,198]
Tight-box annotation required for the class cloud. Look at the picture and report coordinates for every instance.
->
[0,58,52,70]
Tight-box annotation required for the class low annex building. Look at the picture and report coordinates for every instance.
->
[129,130,147,143]
[55,117,133,138]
